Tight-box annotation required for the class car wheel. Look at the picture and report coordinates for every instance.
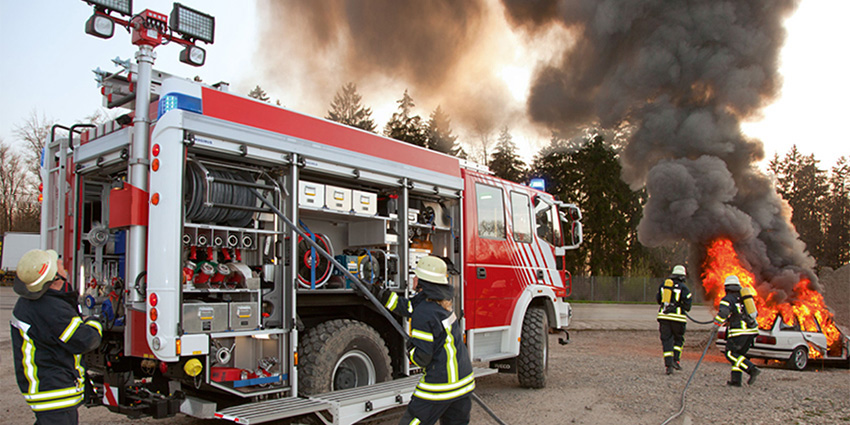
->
[787,346,808,370]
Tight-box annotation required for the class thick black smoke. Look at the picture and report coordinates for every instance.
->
[257,0,815,299]
[503,0,815,295]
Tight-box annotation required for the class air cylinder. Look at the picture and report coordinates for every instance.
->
[740,286,758,318]
[661,279,674,304]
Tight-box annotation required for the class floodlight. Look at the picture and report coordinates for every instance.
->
[170,3,215,44]
[82,0,133,16]
[179,45,206,66]
[85,14,115,39]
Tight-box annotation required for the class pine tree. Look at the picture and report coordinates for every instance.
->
[426,106,460,156]
[247,85,270,102]
[383,90,427,147]
[488,127,526,183]
[326,82,376,132]
[769,146,830,265]
[823,157,850,268]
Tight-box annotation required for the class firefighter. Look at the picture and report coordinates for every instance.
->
[656,265,692,374]
[9,249,103,425]
[370,256,475,425]
[713,274,761,387]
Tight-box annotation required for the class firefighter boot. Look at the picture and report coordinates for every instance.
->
[726,371,742,387]
[747,366,761,385]
[664,357,674,375]
[672,349,682,370]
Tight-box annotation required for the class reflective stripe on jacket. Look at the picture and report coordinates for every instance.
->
[408,301,475,402]
[11,289,102,412]
[714,293,759,337]
[656,277,693,323]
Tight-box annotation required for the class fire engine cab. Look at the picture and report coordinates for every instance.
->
[42,3,583,423]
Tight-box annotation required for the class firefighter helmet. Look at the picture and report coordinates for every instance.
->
[724,275,740,286]
[415,256,448,284]
[16,249,59,293]
[671,265,686,276]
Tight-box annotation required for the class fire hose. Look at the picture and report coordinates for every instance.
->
[248,188,508,425]
[660,325,719,425]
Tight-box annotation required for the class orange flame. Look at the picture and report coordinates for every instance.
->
[701,238,842,358]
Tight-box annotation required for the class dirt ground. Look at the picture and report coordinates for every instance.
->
[2,329,848,425]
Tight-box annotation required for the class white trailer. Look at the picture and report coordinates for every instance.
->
[1,232,40,280]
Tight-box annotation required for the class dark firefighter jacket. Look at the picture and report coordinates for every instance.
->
[373,285,475,402]
[714,288,759,337]
[656,276,693,323]
[10,288,103,413]
[408,300,475,402]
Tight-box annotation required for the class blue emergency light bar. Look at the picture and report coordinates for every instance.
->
[158,92,202,118]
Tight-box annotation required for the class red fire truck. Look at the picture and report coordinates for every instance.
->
[40,3,582,423]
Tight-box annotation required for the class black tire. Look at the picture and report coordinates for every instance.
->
[517,306,548,388]
[298,319,392,396]
[787,346,808,370]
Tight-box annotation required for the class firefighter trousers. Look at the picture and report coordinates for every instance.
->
[725,335,757,383]
[34,407,79,425]
[659,320,686,367]
[398,394,471,425]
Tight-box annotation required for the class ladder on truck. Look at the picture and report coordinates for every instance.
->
[41,124,93,256]
[213,367,497,425]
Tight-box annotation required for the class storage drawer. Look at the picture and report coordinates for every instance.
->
[299,181,325,208]
[352,190,377,215]
[183,303,228,333]
[229,302,259,330]
[325,185,352,212]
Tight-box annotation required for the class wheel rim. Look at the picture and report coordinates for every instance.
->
[333,350,376,390]
[794,349,807,369]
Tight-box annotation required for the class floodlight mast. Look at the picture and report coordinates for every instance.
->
[80,1,215,303]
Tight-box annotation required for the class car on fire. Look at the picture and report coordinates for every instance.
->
[715,313,849,370]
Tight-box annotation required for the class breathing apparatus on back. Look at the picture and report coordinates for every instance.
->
[725,275,758,325]
[661,265,686,312]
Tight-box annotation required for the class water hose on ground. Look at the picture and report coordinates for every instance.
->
[660,326,719,425]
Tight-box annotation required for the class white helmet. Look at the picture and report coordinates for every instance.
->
[671,265,686,276]
[415,256,448,285]
[16,249,59,293]
[724,275,740,286]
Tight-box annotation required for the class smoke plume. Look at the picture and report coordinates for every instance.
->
[502,0,813,294]
[257,1,815,298]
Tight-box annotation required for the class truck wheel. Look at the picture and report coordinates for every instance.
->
[298,319,392,395]
[787,346,808,370]
[517,306,548,388]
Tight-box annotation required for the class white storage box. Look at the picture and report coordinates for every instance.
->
[325,185,352,212]
[352,190,377,215]
[299,181,325,208]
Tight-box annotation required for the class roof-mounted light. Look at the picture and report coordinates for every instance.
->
[83,0,133,16]
[158,92,203,118]
[179,45,206,67]
[170,3,215,44]
[85,14,115,39]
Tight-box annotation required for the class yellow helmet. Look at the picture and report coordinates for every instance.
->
[16,249,59,293]
[415,256,448,285]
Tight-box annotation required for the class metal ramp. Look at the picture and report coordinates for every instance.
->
[214,367,497,425]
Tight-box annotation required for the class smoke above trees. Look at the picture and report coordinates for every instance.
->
[257,1,819,296]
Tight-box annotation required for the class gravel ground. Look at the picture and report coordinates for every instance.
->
[3,329,848,425]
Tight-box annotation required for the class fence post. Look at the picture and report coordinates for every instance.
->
[643,277,647,302]
[591,276,594,301]
[617,276,621,302]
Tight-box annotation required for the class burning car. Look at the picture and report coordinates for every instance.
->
[703,238,849,370]
[715,313,849,370]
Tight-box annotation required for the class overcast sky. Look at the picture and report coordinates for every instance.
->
[0,0,846,168]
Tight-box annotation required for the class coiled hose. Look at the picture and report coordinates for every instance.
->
[184,162,254,227]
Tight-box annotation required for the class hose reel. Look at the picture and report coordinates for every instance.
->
[184,160,256,227]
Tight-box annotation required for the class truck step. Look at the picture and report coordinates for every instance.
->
[214,397,332,424]
[213,367,497,425]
